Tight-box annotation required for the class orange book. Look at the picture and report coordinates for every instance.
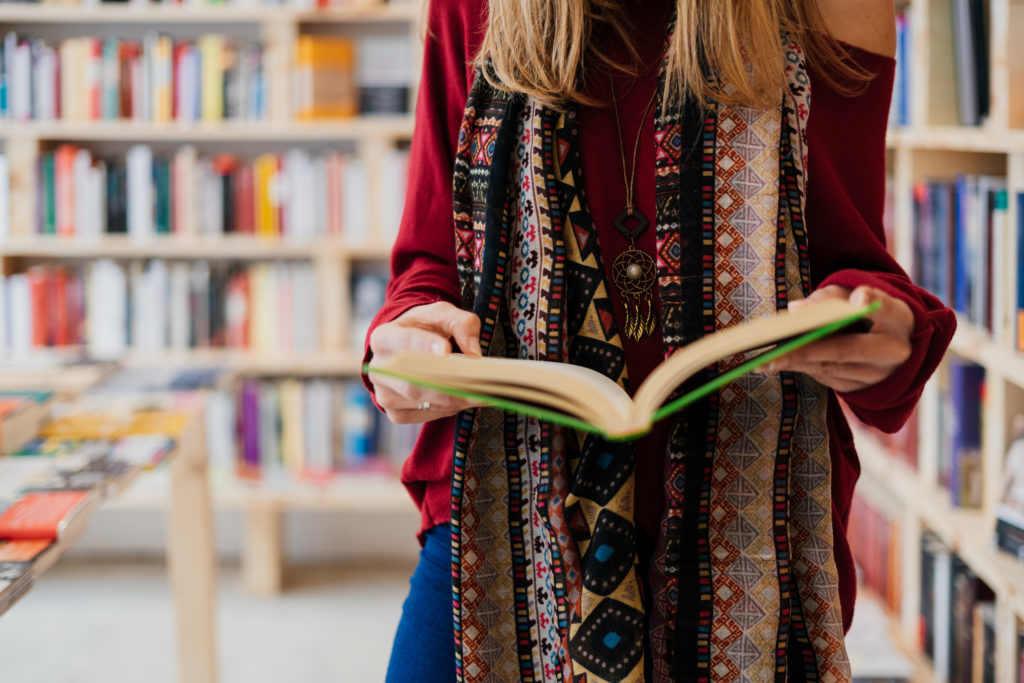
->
[0,539,52,562]
[0,491,95,542]
[54,144,77,237]
[226,269,250,348]
[294,36,357,120]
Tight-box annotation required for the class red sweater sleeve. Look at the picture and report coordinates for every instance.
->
[362,0,487,392]
[805,45,956,433]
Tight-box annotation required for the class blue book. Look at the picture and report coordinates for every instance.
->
[949,361,984,508]
[933,182,954,306]
[953,175,972,316]
[1018,193,1024,352]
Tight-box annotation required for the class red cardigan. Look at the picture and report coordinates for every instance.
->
[364,0,956,633]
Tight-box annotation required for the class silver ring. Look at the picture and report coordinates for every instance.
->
[417,401,431,411]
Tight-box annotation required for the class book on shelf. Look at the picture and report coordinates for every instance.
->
[0,259,320,358]
[950,557,994,683]
[913,175,1010,336]
[950,0,990,127]
[889,9,910,127]
[19,142,406,243]
[369,299,877,440]
[847,493,902,615]
[947,360,984,508]
[294,35,357,120]
[995,414,1024,559]
[0,490,98,543]
[0,538,46,617]
[357,34,411,116]
[206,377,413,483]
[0,31,266,123]
[1017,193,1024,353]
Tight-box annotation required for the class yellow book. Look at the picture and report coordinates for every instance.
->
[154,35,173,124]
[197,34,225,122]
[294,35,357,120]
[279,379,305,473]
[253,154,279,237]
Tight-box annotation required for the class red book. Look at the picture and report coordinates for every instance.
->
[26,267,48,347]
[0,491,94,541]
[225,270,250,349]
[119,42,141,119]
[88,38,102,120]
[172,42,187,121]
[51,268,71,347]
[235,165,255,234]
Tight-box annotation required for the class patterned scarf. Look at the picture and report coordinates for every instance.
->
[448,29,851,683]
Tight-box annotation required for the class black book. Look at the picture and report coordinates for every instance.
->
[105,159,127,234]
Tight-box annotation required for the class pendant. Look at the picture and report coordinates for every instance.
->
[612,246,657,341]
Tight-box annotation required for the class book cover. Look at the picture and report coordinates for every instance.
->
[949,361,984,508]
[0,490,95,541]
[294,35,356,120]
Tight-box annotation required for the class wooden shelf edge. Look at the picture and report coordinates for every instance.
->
[0,117,415,141]
[0,2,419,24]
[947,317,1024,388]
[0,237,393,260]
[887,126,1024,154]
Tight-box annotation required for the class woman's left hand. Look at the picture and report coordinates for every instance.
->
[765,285,915,393]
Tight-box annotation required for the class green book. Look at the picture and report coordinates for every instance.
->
[366,299,879,441]
[41,153,55,236]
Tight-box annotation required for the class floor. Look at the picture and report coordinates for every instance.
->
[0,561,414,683]
[0,560,911,683]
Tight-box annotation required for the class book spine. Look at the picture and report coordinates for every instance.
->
[1017,193,1024,352]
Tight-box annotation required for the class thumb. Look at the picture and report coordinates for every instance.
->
[400,302,483,357]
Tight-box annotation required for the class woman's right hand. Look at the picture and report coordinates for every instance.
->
[368,302,484,424]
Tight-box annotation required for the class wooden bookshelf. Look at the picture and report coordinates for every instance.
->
[0,0,422,602]
[855,0,1024,680]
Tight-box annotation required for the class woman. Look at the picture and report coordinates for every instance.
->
[366,1,955,681]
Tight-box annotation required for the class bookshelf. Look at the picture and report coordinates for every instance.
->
[857,1,1024,679]
[0,0,421,593]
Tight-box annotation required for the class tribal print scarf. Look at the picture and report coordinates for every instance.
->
[448,27,851,683]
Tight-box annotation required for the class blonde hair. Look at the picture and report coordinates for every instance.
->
[477,0,867,109]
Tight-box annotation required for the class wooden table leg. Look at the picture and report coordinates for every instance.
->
[243,499,285,595]
[168,413,218,683]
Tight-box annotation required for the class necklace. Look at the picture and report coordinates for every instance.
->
[609,75,659,341]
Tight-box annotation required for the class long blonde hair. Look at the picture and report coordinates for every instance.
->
[477,0,866,109]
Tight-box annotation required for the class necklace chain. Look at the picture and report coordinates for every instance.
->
[610,75,659,218]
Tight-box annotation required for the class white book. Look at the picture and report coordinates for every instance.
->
[146,259,169,352]
[126,144,155,240]
[204,389,237,474]
[72,147,94,238]
[6,274,30,356]
[129,260,146,350]
[0,155,10,243]
[0,276,7,354]
[303,380,334,472]
[177,47,198,125]
[312,156,328,239]
[87,259,127,358]
[378,148,409,242]
[275,262,292,352]
[140,33,155,122]
[169,262,190,350]
[291,262,318,352]
[174,146,198,237]
[31,42,53,121]
[342,157,369,244]
[11,41,30,122]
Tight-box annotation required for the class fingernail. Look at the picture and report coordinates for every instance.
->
[431,341,446,355]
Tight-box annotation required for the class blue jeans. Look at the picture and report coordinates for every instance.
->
[386,524,457,682]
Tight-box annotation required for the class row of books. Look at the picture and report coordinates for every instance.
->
[919,532,997,682]
[914,181,1023,348]
[0,260,320,357]
[1,32,266,123]
[25,143,408,242]
[938,360,986,509]
[890,0,990,127]
[204,377,418,481]
[847,493,902,616]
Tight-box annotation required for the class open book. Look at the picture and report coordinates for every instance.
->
[367,299,879,440]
